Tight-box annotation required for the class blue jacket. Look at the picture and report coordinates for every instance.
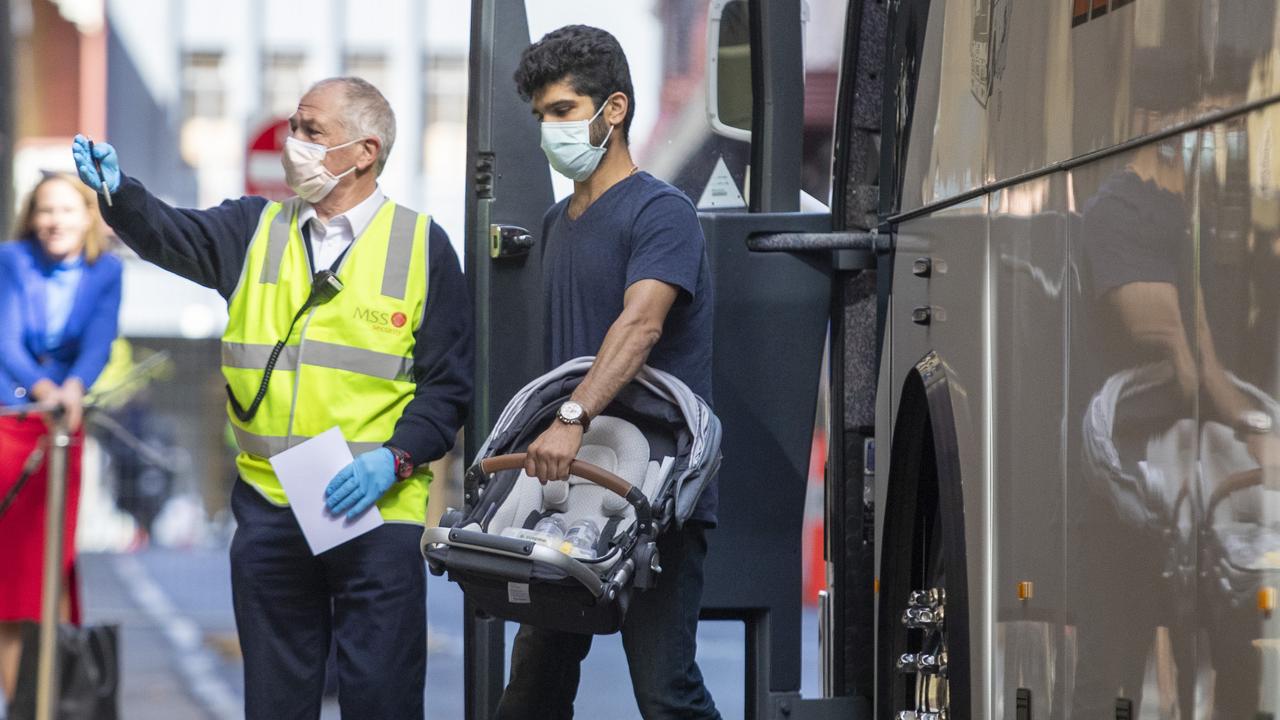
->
[0,237,123,406]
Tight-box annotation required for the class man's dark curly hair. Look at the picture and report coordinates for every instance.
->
[514,25,636,141]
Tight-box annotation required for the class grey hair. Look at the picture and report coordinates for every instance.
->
[310,76,397,175]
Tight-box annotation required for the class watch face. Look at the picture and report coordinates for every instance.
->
[559,402,584,422]
[1244,410,1274,433]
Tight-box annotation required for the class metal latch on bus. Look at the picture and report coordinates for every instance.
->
[745,228,893,270]
[490,224,535,259]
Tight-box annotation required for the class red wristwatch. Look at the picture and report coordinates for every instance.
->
[386,446,415,480]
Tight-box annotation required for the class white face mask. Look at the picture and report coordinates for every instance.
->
[540,102,614,182]
[281,136,362,203]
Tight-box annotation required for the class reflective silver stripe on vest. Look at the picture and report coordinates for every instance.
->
[299,340,414,382]
[259,202,294,284]
[233,425,385,460]
[231,425,290,458]
[222,340,412,383]
[381,205,417,300]
[222,342,300,371]
[347,441,385,456]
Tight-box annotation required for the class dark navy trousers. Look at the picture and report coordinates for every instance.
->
[494,523,721,720]
[229,479,426,720]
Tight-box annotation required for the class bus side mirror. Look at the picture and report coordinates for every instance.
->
[706,0,752,141]
[706,0,809,142]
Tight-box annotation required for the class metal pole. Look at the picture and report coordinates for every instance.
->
[0,0,15,236]
[34,412,70,720]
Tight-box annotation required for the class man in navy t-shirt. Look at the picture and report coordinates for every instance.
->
[494,25,720,720]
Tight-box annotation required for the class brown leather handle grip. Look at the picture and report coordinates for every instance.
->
[479,453,635,499]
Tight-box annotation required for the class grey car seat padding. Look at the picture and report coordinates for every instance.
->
[484,416,669,560]
[475,357,721,528]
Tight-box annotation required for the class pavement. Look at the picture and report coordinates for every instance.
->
[40,547,820,719]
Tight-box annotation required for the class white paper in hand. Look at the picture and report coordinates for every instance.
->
[268,426,383,555]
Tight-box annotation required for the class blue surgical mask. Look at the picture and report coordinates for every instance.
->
[540,102,614,182]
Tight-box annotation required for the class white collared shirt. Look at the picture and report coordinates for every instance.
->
[296,186,386,272]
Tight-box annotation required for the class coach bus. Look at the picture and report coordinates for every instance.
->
[463,1,1280,718]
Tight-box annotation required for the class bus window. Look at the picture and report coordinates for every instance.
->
[1072,0,1090,26]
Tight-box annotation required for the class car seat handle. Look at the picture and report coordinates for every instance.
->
[479,453,654,533]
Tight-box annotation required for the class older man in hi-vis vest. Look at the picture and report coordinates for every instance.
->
[73,77,472,720]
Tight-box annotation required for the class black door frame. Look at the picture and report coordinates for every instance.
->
[461,1,553,717]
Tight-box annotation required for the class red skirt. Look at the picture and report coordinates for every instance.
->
[0,415,82,624]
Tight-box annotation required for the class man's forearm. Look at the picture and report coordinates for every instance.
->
[1194,290,1259,423]
[100,175,265,299]
[570,314,663,418]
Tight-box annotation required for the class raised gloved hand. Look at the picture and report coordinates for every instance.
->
[325,448,396,519]
[71,134,121,193]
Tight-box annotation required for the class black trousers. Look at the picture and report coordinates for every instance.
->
[229,479,426,720]
[494,523,721,720]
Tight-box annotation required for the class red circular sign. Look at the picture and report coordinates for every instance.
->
[245,118,293,199]
[391,312,407,328]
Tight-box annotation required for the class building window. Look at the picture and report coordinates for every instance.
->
[422,53,468,174]
[344,52,389,94]
[263,52,307,118]
[182,52,226,119]
[425,54,468,125]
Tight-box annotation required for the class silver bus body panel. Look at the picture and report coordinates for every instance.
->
[884,200,996,719]
[883,114,1280,716]
[900,0,989,211]
[986,175,1076,719]
[883,1,1280,707]
[902,0,1280,212]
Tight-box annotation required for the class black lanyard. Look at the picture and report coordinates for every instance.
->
[225,219,347,423]
[302,221,352,274]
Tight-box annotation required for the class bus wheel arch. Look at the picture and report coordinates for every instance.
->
[877,351,973,720]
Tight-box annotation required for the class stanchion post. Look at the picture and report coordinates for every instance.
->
[35,410,70,720]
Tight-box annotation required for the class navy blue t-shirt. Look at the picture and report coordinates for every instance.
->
[542,172,716,524]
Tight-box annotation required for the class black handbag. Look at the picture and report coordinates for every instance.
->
[7,621,119,720]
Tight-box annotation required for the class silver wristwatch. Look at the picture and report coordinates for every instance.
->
[556,401,590,432]
[1238,409,1274,435]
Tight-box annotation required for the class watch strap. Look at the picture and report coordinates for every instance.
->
[386,445,414,479]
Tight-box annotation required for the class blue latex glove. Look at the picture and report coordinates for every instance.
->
[70,134,121,193]
[324,448,397,519]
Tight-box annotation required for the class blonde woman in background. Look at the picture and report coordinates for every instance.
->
[0,173,122,698]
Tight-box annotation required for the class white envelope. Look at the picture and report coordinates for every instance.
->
[268,426,383,555]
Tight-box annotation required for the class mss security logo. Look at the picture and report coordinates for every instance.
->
[353,307,408,333]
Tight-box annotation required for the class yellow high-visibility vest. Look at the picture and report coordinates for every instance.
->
[222,197,432,523]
